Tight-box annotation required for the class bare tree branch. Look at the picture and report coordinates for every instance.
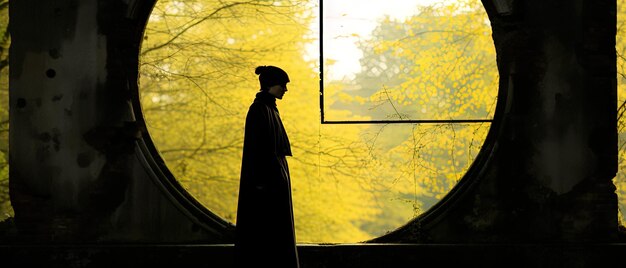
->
[142,0,272,56]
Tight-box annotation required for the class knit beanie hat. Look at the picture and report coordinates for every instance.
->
[255,65,290,91]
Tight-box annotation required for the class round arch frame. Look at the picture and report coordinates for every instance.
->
[126,0,507,243]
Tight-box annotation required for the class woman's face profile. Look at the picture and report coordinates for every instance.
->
[268,83,288,99]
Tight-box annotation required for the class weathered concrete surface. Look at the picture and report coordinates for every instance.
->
[8,0,232,243]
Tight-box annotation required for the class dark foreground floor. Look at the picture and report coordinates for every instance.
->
[2,243,625,268]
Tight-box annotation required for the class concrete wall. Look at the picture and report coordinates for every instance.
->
[8,0,232,243]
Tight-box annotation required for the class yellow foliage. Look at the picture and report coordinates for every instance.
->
[616,0,626,227]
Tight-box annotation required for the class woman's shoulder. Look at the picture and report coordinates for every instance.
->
[247,101,273,118]
[249,101,269,110]
[250,98,278,109]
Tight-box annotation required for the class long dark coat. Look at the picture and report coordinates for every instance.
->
[234,91,299,268]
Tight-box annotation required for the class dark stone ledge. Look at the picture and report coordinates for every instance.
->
[1,243,625,267]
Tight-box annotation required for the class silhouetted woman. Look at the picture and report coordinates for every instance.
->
[234,65,299,268]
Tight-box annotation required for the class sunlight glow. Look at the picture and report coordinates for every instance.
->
[321,0,441,80]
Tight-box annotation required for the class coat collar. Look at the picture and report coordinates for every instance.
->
[254,91,277,110]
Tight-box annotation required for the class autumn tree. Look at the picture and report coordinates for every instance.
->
[140,0,382,242]
[616,0,626,227]
[322,0,496,235]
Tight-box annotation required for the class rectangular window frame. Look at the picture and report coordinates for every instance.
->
[318,0,494,125]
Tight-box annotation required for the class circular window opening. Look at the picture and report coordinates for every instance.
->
[139,0,497,243]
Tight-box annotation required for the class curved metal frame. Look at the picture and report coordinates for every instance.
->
[126,0,502,244]
[127,0,236,242]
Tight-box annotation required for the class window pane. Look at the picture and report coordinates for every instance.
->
[322,0,497,121]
